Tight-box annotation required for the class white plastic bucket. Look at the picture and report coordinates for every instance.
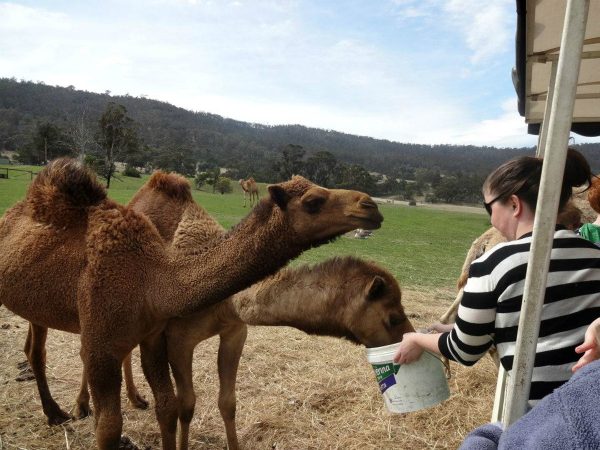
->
[365,343,450,413]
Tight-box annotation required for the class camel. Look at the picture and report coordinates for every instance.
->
[239,177,259,207]
[75,173,412,450]
[0,158,383,450]
[75,256,413,450]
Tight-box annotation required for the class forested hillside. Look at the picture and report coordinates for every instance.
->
[2,77,599,201]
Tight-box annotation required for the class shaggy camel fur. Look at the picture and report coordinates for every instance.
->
[0,159,383,450]
[239,177,259,207]
[69,173,413,450]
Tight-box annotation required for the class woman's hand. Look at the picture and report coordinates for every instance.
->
[393,332,424,364]
[428,322,454,333]
[573,318,600,372]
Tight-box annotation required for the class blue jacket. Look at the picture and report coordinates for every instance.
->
[460,359,600,449]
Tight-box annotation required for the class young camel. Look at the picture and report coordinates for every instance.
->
[0,159,383,450]
[167,256,413,450]
[239,177,259,207]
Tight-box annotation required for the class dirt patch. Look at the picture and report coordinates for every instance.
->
[0,287,497,449]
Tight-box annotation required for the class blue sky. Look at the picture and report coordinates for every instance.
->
[1,0,598,148]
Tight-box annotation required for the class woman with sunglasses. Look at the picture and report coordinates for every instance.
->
[394,147,600,407]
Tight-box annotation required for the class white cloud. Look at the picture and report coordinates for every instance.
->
[2,0,595,150]
[412,97,535,148]
[444,0,513,64]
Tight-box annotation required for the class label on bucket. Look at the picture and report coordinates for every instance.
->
[372,362,401,393]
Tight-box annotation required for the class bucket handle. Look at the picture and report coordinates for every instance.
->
[424,350,451,380]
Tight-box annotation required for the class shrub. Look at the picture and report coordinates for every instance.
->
[123,165,141,178]
[215,176,233,194]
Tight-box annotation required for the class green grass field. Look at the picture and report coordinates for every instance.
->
[0,164,491,289]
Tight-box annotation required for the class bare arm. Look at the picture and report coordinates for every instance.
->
[393,332,442,364]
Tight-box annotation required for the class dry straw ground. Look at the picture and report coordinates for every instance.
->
[0,286,497,450]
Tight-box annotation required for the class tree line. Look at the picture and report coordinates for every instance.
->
[2,78,600,202]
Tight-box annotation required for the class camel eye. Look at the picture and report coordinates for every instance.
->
[389,315,406,328]
[302,195,326,214]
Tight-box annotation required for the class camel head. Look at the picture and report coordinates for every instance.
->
[340,259,415,347]
[267,176,383,243]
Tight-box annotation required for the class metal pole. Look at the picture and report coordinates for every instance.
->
[502,0,589,426]
[537,59,559,158]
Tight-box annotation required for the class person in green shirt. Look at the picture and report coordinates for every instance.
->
[578,177,600,245]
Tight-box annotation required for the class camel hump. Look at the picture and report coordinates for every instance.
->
[26,158,106,225]
[147,171,192,202]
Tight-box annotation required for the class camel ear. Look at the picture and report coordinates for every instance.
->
[268,185,291,210]
[366,276,386,301]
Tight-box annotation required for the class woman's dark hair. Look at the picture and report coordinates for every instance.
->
[483,147,592,212]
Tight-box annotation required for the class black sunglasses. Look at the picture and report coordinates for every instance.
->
[483,194,504,215]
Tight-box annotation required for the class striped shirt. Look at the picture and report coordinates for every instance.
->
[439,227,600,405]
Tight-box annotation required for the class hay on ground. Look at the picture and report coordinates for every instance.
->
[0,287,497,449]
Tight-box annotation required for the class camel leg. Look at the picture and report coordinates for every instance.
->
[123,351,149,409]
[437,289,464,379]
[15,324,35,381]
[74,351,147,419]
[26,323,73,425]
[75,367,92,419]
[439,288,463,325]
[140,332,178,450]
[80,336,125,450]
[169,340,196,450]
[217,325,248,450]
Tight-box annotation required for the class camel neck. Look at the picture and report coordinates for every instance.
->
[229,269,349,339]
[157,202,305,318]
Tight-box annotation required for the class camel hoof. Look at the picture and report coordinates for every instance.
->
[119,435,140,450]
[15,367,35,382]
[16,360,30,370]
[75,402,93,419]
[46,410,74,426]
[129,393,149,410]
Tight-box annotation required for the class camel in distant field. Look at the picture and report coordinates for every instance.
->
[239,177,259,207]
[0,159,383,450]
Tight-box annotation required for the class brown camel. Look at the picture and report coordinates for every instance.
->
[166,256,413,450]
[87,173,412,449]
[239,177,259,207]
[0,159,383,450]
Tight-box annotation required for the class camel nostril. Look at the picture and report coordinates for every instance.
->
[359,200,377,209]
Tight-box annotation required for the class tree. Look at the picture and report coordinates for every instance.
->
[19,121,73,164]
[273,144,305,181]
[95,102,140,188]
[215,176,233,194]
[305,150,338,187]
[335,164,376,194]
[153,147,195,176]
[67,110,98,161]
[194,171,212,190]
[195,167,221,192]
